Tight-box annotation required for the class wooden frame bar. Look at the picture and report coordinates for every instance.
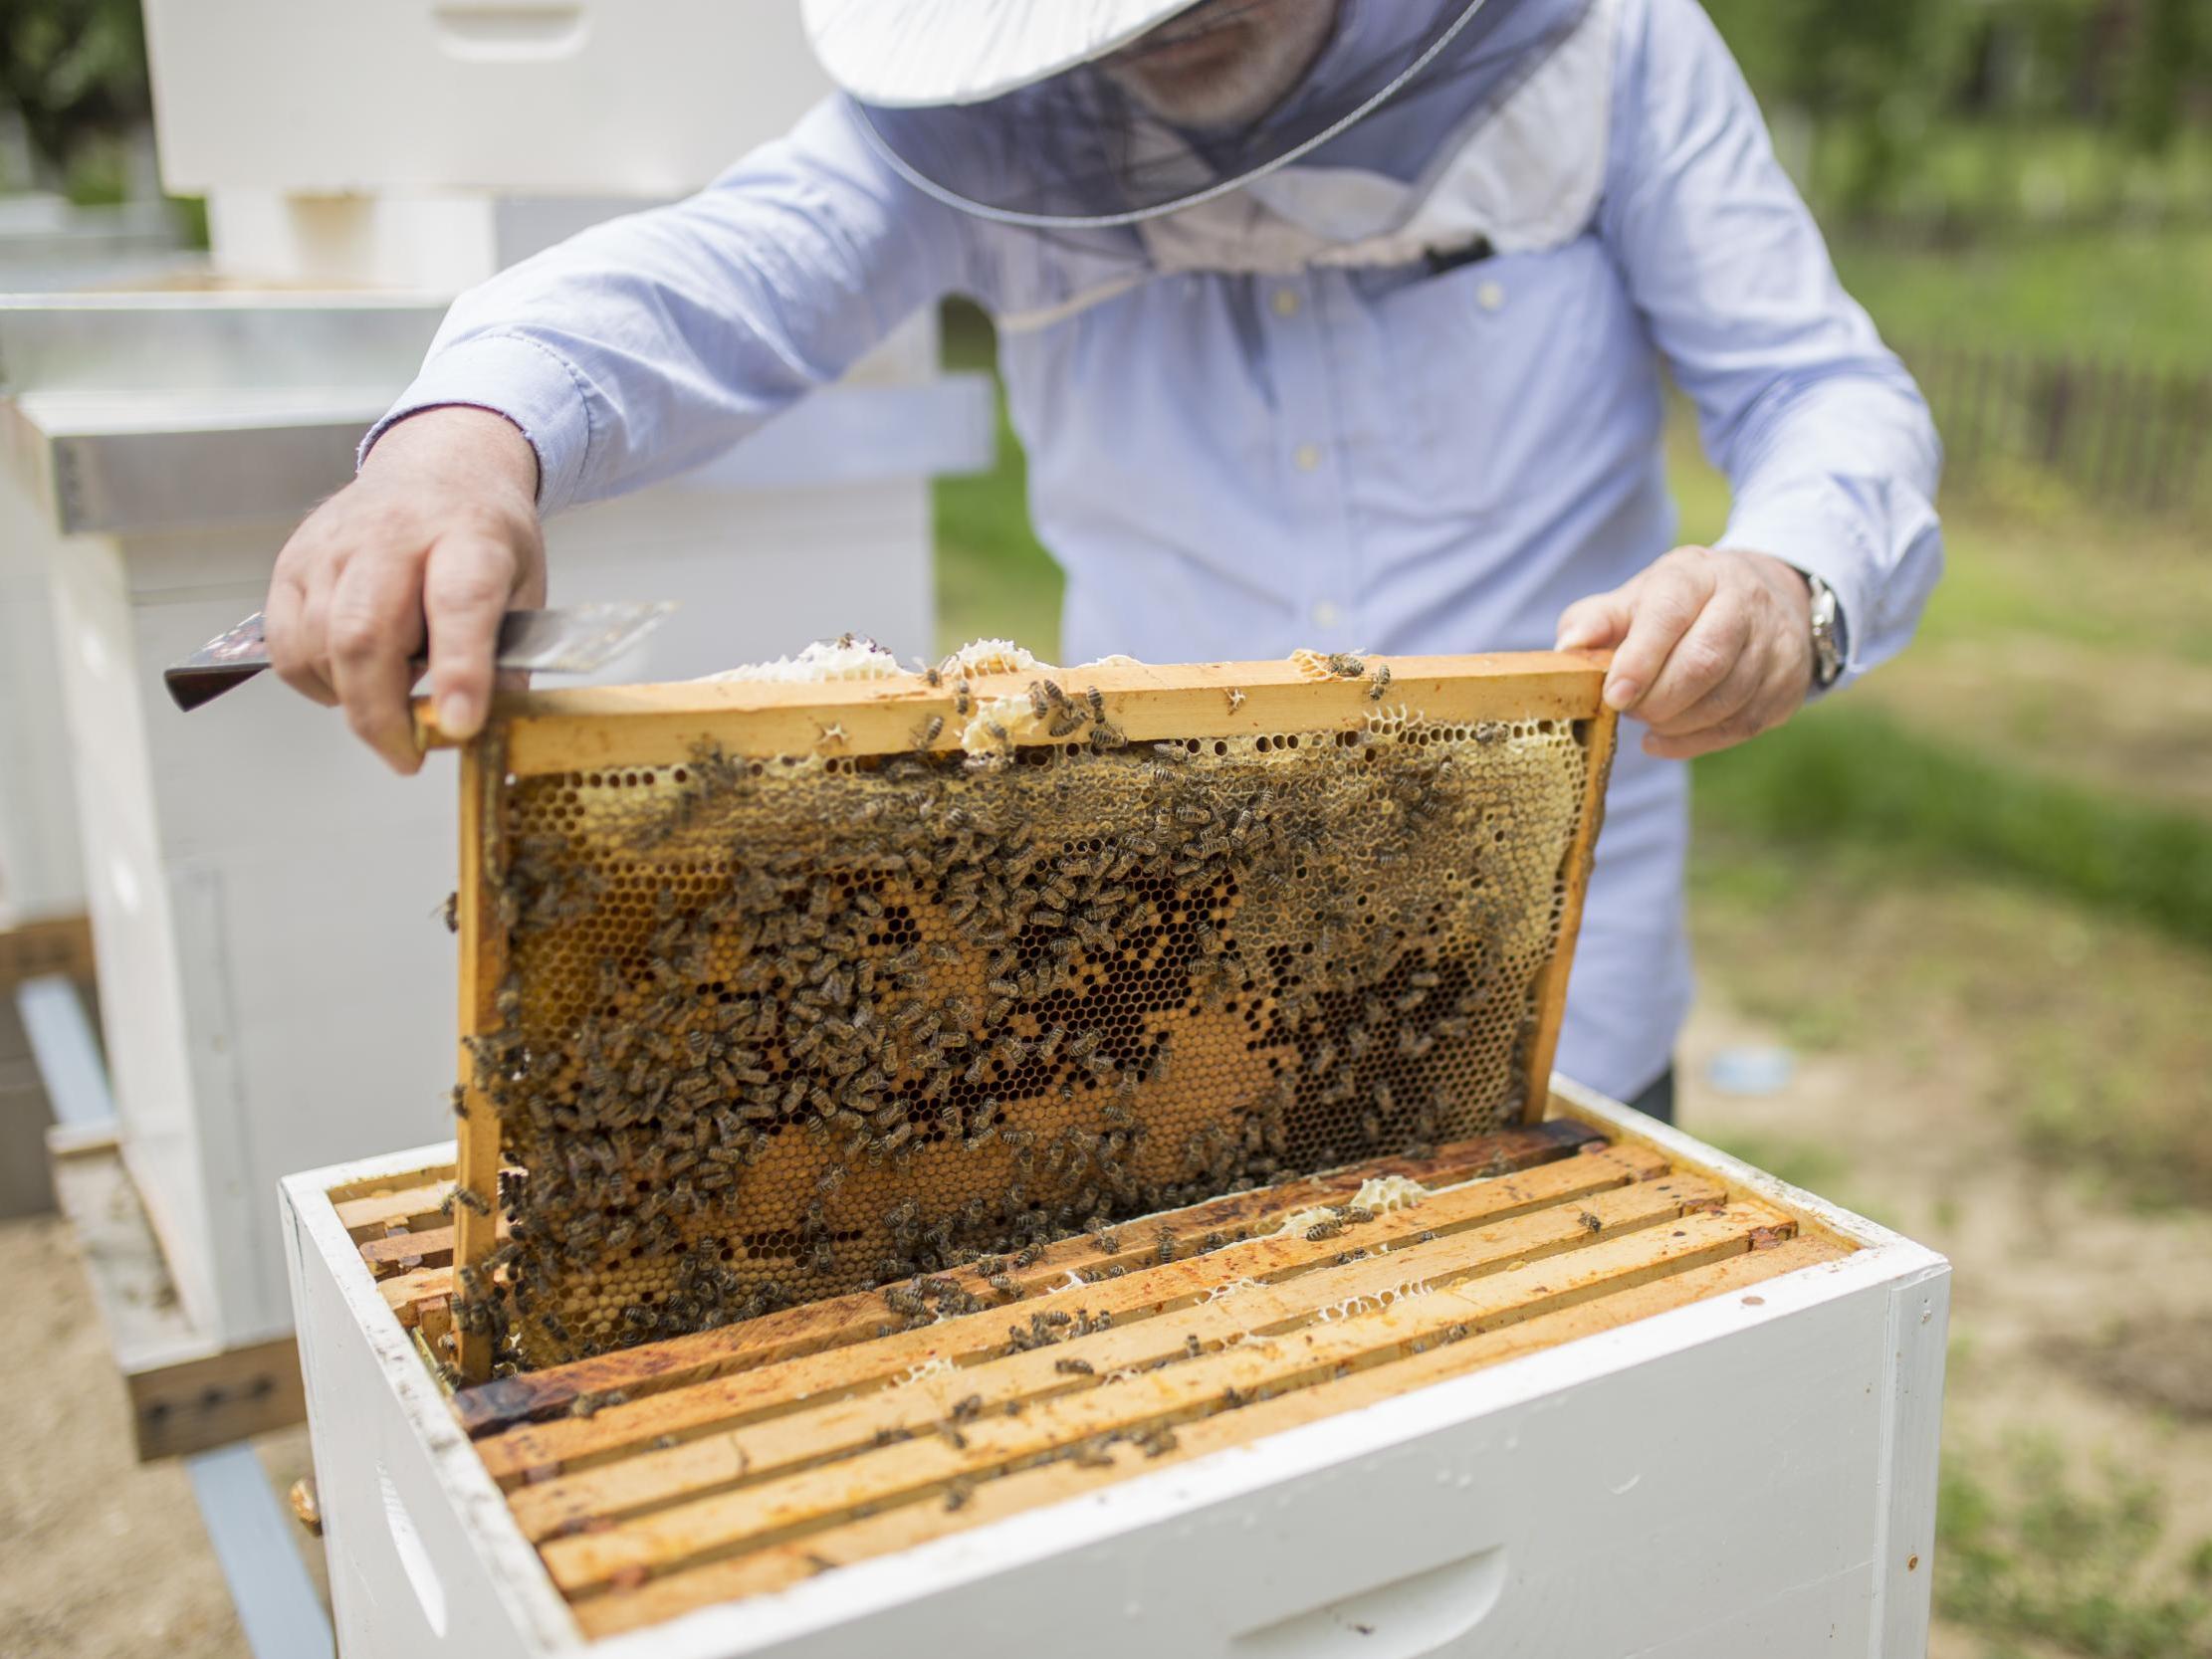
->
[441,653,1617,1385]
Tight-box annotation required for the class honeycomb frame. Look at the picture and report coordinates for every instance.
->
[429,652,1616,1381]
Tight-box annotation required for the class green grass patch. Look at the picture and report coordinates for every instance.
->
[932,304,1062,659]
[1938,1435,2212,1658]
[1693,707,2212,952]
[1836,223,2212,370]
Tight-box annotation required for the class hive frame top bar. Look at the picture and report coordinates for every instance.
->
[415,650,1612,776]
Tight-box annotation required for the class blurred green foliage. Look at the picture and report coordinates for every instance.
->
[1694,707,2212,953]
[1704,0,2210,218]
[1938,1435,2212,1657]
[0,0,147,190]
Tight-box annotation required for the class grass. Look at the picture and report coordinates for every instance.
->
[1690,826,2212,1208]
[1693,706,2212,953]
[1938,1436,2212,1659]
[934,303,1062,659]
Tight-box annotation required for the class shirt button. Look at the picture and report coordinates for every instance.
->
[1271,288,1301,318]
[1293,443,1321,473]
[1476,280,1505,311]
[1311,600,1341,627]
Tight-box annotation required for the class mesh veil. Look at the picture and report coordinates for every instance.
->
[846,0,1589,231]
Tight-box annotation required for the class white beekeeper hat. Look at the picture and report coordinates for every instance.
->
[802,0,1210,108]
[802,0,1588,230]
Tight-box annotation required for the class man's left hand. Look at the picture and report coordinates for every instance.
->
[1554,545,1814,760]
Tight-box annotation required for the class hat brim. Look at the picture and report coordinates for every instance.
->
[801,0,1210,107]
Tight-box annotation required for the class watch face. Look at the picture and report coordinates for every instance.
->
[1808,580,1843,688]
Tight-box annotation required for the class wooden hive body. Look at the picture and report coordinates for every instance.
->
[286,1085,1949,1656]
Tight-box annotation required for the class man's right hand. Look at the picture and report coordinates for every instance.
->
[265,406,547,774]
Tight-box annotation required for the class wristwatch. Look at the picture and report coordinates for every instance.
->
[1806,572,1845,691]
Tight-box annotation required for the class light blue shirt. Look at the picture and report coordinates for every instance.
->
[370,0,1942,1101]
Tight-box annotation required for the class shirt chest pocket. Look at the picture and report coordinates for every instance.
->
[1367,236,1632,522]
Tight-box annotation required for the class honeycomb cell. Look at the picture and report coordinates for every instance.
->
[464,710,1594,1366]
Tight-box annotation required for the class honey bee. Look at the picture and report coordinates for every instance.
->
[1324,653,1365,678]
[1577,1210,1604,1235]
[943,1476,976,1512]
[955,680,974,718]
[1085,687,1105,722]
[436,892,459,933]
[1303,1220,1344,1242]
[934,1422,969,1451]
[1087,722,1127,751]
[1183,1334,1204,1358]
[912,715,945,748]
[1054,1356,1094,1375]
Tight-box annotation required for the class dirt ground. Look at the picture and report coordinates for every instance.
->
[5,968,2205,1656]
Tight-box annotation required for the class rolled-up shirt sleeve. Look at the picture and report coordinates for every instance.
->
[362,97,970,515]
[1598,0,1943,687]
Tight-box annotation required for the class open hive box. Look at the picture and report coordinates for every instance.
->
[282,649,1950,1658]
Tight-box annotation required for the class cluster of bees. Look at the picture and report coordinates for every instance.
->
[448,671,1586,1374]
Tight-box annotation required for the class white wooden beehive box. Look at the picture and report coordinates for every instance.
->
[281,652,1949,1656]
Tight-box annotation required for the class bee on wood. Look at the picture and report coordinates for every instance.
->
[1092,1228,1120,1254]
[1071,1440,1116,1469]
[935,1421,969,1451]
[1443,1323,1470,1344]
[1339,1204,1377,1225]
[1026,682,1051,720]
[1303,1219,1344,1242]
[1087,721,1127,751]
[1324,653,1365,678]
[921,659,944,688]
[1184,1334,1204,1358]
[1155,1229,1178,1264]
[943,1476,976,1512]
[436,892,459,933]
[989,1274,1017,1298]
[1577,1210,1604,1235]
[951,1394,985,1423]
[449,1085,469,1120]
[912,715,945,749]
[1137,1426,1179,1458]
[1055,1356,1094,1375]
[955,680,974,718]
[1415,1229,1439,1243]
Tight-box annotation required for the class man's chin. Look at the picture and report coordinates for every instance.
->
[1113,68,1283,129]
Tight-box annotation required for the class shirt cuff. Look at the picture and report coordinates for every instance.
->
[357,333,596,514]
[1717,480,1873,696]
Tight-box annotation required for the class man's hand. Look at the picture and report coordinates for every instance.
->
[265,407,546,774]
[1554,545,1814,760]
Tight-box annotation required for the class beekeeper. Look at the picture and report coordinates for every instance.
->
[261,0,1942,1121]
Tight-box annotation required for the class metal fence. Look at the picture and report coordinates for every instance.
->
[1904,340,2212,518]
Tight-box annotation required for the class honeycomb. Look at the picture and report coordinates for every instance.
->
[457,673,1602,1369]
